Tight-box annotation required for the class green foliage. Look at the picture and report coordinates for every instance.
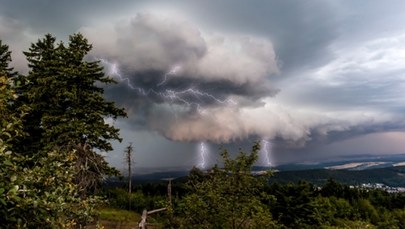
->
[18,33,126,154]
[9,33,126,195]
[265,178,405,228]
[0,76,23,145]
[105,168,405,228]
[269,181,320,228]
[0,36,133,228]
[354,199,380,224]
[322,219,376,229]
[178,142,278,229]
[103,152,404,228]
[0,74,101,227]
[330,197,353,219]
[0,40,16,78]
[0,149,102,228]
[104,187,166,213]
[320,178,364,201]
[98,208,141,222]
[391,208,405,229]
[0,42,25,147]
[311,196,336,226]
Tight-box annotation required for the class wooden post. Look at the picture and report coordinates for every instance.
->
[148,208,167,214]
[138,209,147,229]
[138,208,167,229]
[138,178,172,228]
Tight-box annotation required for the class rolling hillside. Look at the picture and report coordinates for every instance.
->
[268,166,405,187]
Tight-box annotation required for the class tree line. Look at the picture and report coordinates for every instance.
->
[105,143,405,228]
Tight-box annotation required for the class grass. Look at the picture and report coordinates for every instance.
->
[98,208,141,222]
[88,208,164,228]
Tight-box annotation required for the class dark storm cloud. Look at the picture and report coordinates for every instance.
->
[82,12,282,139]
[3,0,405,167]
[0,0,138,36]
[104,68,276,107]
[81,11,403,146]
[174,0,342,71]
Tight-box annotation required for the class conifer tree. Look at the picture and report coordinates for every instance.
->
[18,33,126,153]
[0,40,21,145]
[16,33,126,192]
[0,40,16,78]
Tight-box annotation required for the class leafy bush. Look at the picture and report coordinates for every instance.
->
[104,188,166,212]
[0,75,101,228]
[178,143,278,228]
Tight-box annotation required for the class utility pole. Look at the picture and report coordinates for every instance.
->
[124,142,134,210]
[168,178,172,209]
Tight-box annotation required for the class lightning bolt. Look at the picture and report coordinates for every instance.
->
[100,59,235,168]
[157,64,181,86]
[260,139,272,167]
[198,142,209,169]
[100,59,236,113]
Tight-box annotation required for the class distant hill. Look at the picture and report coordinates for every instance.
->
[274,153,405,171]
[105,154,405,187]
[133,170,189,182]
[268,166,405,187]
[104,166,405,188]
[114,166,405,187]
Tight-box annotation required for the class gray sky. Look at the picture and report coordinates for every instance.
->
[2,0,405,170]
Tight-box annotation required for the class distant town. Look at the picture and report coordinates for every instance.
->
[356,183,405,193]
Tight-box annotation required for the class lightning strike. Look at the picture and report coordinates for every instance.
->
[260,139,272,167]
[100,59,236,165]
[198,142,209,169]
[100,58,237,113]
[157,64,182,86]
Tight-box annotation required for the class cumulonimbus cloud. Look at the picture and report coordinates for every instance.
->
[82,13,279,85]
[81,13,400,147]
[149,100,399,144]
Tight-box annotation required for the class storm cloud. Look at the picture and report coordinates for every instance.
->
[83,13,278,84]
[79,13,402,147]
[3,0,405,167]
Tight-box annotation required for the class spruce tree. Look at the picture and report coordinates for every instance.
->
[0,40,16,78]
[0,40,22,145]
[16,33,126,192]
[19,33,126,152]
